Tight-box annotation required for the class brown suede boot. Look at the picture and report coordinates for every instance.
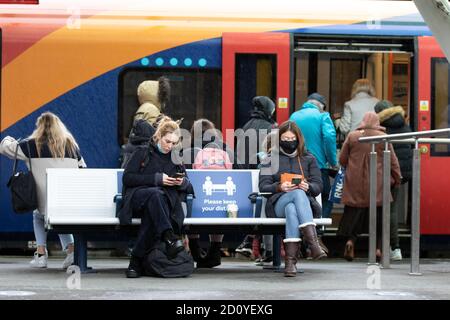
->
[283,240,300,277]
[300,224,327,260]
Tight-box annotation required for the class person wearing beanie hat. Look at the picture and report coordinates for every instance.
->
[374,100,394,114]
[235,96,278,261]
[375,100,412,261]
[290,93,336,256]
[238,96,277,169]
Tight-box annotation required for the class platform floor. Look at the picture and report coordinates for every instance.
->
[0,256,449,300]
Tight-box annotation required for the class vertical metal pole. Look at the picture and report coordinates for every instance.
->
[410,140,422,275]
[382,142,391,268]
[368,143,377,265]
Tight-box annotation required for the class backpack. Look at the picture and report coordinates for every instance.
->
[193,146,232,169]
[120,119,155,168]
[142,241,194,278]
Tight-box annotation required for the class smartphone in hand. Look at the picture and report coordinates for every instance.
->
[171,172,185,179]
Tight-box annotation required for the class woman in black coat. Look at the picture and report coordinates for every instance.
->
[119,116,194,278]
[259,121,326,277]
[375,101,412,260]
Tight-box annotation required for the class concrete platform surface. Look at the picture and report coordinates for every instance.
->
[0,256,449,300]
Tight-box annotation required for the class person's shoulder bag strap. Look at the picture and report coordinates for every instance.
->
[11,141,20,177]
[25,140,33,173]
[297,156,307,182]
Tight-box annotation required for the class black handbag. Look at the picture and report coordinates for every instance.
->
[143,241,194,278]
[6,141,38,214]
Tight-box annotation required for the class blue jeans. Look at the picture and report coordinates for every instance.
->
[274,190,314,239]
[33,211,74,251]
[321,169,333,219]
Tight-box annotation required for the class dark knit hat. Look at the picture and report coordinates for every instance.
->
[252,96,276,117]
[307,93,327,110]
[374,100,394,114]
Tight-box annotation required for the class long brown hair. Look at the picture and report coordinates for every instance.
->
[278,121,306,155]
[29,112,79,158]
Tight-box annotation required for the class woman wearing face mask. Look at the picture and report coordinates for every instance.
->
[259,121,326,277]
[118,116,194,278]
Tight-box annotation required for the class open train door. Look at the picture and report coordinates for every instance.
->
[417,36,450,235]
[221,32,292,138]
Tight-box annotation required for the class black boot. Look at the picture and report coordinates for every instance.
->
[188,238,206,262]
[197,242,222,268]
[125,255,143,278]
[163,230,184,260]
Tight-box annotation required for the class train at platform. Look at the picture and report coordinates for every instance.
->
[1,0,449,249]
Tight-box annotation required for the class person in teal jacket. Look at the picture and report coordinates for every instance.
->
[289,93,337,223]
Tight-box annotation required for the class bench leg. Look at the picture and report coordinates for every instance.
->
[263,234,282,271]
[74,234,96,274]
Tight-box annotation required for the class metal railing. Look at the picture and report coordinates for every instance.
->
[359,128,450,275]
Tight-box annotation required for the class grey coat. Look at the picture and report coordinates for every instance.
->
[339,92,379,135]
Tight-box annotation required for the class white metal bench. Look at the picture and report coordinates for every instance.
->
[46,168,331,272]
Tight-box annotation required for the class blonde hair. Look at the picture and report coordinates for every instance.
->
[152,116,181,143]
[29,112,79,158]
[351,78,375,99]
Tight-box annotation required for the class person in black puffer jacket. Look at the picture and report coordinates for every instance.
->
[375,100,412,261]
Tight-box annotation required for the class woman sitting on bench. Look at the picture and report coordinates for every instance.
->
[259,121,326,277]
[119,116,194,278]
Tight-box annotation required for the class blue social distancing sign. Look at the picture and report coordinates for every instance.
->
[186,170,253,218]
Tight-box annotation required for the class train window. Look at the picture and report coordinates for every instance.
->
[431,58,450,156]
[118,68,221,145]
[235,54,276,129]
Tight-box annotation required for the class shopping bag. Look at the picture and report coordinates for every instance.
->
[329,167,345,204]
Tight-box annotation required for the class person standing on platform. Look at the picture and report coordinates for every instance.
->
[375,100,412,261]
[290,93,337,256]
[0,112,86,269]
[339,78,379,136]
[337,112,401,262]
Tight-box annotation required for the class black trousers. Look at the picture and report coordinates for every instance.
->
[131,187,173,258]
[337,206,383,244]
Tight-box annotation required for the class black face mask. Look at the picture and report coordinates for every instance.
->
[280,140,298,154]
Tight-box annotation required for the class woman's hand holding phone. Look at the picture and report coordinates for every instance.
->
[163,173,185,186]
[280,181,297,192]
[298,180,309,192]
[172,176,184,186]
[162,173,178,186]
